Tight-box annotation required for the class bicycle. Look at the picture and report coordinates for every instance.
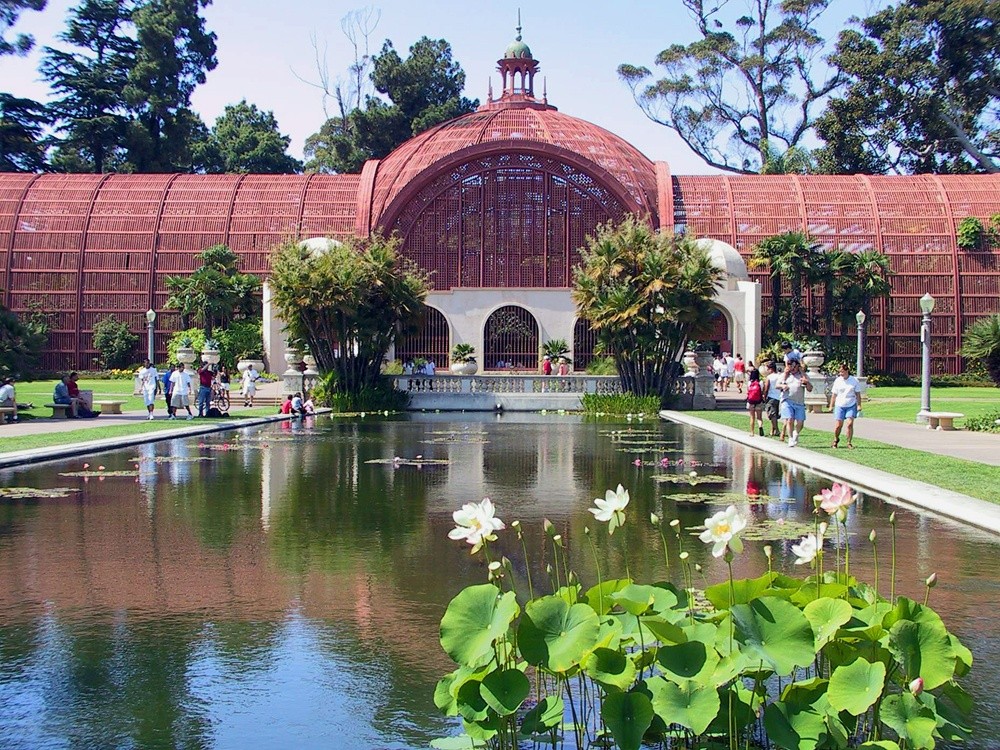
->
[211,382,231,412]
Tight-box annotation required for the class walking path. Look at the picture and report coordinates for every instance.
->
[712,389,1000,466]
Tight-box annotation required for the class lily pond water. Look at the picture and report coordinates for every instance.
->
[0,414,997,750]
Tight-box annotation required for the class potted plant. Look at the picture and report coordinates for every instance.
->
[201,338,221,365]
[450,343,478,375]
[236,345,265,374]
[175,336,196,364]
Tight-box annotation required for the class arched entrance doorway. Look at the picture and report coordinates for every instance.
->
[484,305,539,370]
[705,307,732,354]
[395,305,450,365]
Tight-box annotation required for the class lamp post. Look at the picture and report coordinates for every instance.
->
[855,310,866,378]
[917,293,935,423]
[145,309,156,364]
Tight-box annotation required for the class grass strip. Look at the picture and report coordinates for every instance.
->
[861,386,999,428]
[687,410,1000,505]
[0,408,277,455]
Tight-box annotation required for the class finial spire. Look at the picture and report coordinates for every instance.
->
[488,77,493,101]
[516,8,522,41]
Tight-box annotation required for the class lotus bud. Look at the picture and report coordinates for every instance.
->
[869,529,877,543]
[837,507,848,523]
[488,561,501,571]
[818,521,829,538]
[545,564,553,576]
[543,518,555,537]
[763,545,772,560]
[813,494,823,508]
[669,519,680,528]
[679,551,689,561]
[553,534,563,547]
[501,556,512,570]
[889,511,897,524]
[925,573,937,588]
[650,513,660,526]
[909,677,924,696]
[567,571,578,586]
[584,526,590,535]
[724,548,734,563]
[694,564,702,573]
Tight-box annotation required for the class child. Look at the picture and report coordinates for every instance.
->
[745,369,764,437]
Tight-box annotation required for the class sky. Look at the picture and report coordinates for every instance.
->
[2,0,870,175]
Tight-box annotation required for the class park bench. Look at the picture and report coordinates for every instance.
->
[45,403,71,418]
[0,406,15,423]
[924,411,964,431]
[94,400,126,414]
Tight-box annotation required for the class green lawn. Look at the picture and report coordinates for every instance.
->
[862,385,999,428]
[12,378,146,415]
[689,409,1000,505]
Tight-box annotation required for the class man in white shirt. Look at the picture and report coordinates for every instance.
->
[241,364,259,407]
[723,353,736,391]
[712,356,725,391]
[0,377,16,422]
[169,363,195,420]
[829,362,863,448]
[137,360,159,421]
[777,359,813,447]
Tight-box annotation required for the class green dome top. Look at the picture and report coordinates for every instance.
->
[504,37,532,59]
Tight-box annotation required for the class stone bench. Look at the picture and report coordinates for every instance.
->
[45,403,72,418]
[94,400,126,414]
[0,405,15,423]
[924,411,964,431]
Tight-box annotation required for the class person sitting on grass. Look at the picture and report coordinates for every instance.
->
[0,377,16,422]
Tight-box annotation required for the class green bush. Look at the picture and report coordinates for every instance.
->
[0,305,45,378]
[167,328,205,363]
[582,392,660,416]
[585,356,617,375]
[214,320,263,369]
[313,373,409,412]
[960,314,1000,386]
[965,408,1000,433]
[92,315,139,369]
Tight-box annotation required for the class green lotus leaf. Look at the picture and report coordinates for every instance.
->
[683,621,720,646]
[765,678,849,750]
[518,695,564,737]
[656,640,719,686]
[434,671,459,716]
[611,584,660,615]
[583,647,637,691]
[430,735,479,749]
[705,572,781,609]
[858,743,900,750]
[920,692,972,743]
[880,693,936,747]
[827,658,886,715]
[641,615,686,645]
[461,714,498,742]
[585,578,630,615]
[595,613,624,651]
[888,618,956,690]
[646,676,720,735]
[518,595,601,673]
[455,679,489,722]
[440,585,519,668]
[479,668,529,716]
[601,692,654,750]
[731,596,816,676]
[941,679,973,714]
[651,581,689,612]
[804,597,854,649]
[790,581,848,605]
[885,596,945,629]
[949,633,973,677]
[705,682,758,734]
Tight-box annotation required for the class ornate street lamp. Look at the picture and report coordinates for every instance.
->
[145,309,156,364]
[855,310,866,378]
[917,293,935,422]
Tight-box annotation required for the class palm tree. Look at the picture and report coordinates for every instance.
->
[809,247,851,350]
[572,215,723,403]
[750,232,815,338]
[850,250,894,320]
[960,315,1000,386]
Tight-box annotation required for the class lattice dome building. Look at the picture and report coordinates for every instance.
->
[2,29,999,374]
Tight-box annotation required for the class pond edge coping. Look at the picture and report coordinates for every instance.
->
[0,411,331,470]
[660,409,1000,537]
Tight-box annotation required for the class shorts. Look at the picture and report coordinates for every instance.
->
[834,403,858,421]
[143,391,156,407]
[746,400,763,413]
[170,393,189,408]
[765,398,780,420]
[734,372,745,382]
[780,400,806,422]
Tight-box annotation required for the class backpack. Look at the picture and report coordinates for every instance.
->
[747,379,763,404]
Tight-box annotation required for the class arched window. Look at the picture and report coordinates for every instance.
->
[573,317,600,369]
[705,308,731,353]
[484,305,539,370]
[395,305,450,364]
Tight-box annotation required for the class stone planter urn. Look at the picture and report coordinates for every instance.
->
[802,349,825,375]
[175,346,196,365]
[694,350,714,375]
[237,358,264,373]
[682,350,698,375]
[201,347,221,365]
[284,347,304,370]
[450,361,478,376]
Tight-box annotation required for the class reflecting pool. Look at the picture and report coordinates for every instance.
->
[0,414,997,749]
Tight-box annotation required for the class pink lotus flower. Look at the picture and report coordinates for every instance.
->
[83,463,89,469]
[660,458,670,467]
[909,677,924,696]
[97,465,105,471]
[633,459,642,467]
[815,482,857,516]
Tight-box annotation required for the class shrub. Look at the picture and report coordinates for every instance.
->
[313,372,409,412]
[581,392,660,416]
[960,315,1000,386]
[585,356,618,375]
[0,305,46,378]
[92,315,139,369]
[965,408,1000,433]
[214,320,263,369]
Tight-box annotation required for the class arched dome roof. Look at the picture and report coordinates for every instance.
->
[696,238,749,291]
[370,106,659,225]
[505,39,532,59]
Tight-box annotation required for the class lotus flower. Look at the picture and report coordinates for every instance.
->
[699,505,748,558]
[633,458,642,467]
[791,533,822,565]
[448,498,505,552]
[815,482,857,517]
[589,484,630,534]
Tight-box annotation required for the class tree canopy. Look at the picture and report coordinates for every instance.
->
[304,36,477,174]
[816,0,1000,174]
[164,244,261,337]
[572,215,723,404]
[0,0,46,57]
[619,0,839,174]
[268,234,428,394]
[195,100,301,173]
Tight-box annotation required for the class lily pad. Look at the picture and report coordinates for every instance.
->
[0,486,81,499]
[364,458,450,466]
[131,456,217,463]
[650,474,730,485]
[741,519,816,542]
[59,470,155,477]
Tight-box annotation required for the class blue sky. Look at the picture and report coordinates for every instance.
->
[3,0,868,174]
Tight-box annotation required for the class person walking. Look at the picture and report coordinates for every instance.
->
[169,362,195,420]
[829,362,863,449]
[137,360,159,420]
[763,362,782,437]
[745,369,765,436]
[557,357,569,376]
[162,364,175,418]
[777,358,813,447]
[712,355,724,391]
[733,354,746,394]
[196,363,214,417]
[241,364,259,407]
[722,352,735,392]
[542,355,552,375]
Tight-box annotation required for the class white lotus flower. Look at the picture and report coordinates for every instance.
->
[448,498,505,551]
[699,505,748,558]
[791,533,823,565]
[589,484,630,534]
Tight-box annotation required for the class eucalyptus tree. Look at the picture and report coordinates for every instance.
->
[618,0,840,174]
[268,234,428,395]
[572,215,723,405]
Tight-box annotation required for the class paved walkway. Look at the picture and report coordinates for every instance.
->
[713,388,1000,466]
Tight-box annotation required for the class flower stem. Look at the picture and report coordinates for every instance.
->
[890,516,897,603]
[620,532,632,581]
[586,532,605,614]
[658,526,671,578]
[517,530,534,601]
